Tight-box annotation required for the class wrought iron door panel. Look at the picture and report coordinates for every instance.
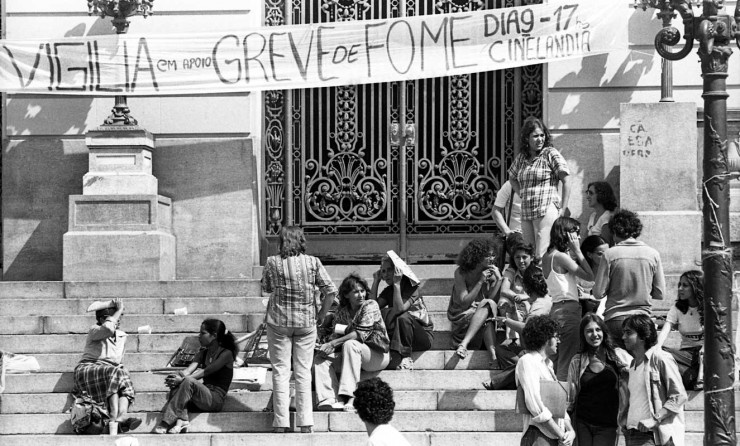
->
[264,0,542,262]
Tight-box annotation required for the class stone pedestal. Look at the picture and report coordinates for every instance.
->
[63,127,176,281]
[619,102,701,273]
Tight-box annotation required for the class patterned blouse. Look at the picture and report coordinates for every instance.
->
[508,146,569,220]
[262,253,338,328]
[331,299,390,353]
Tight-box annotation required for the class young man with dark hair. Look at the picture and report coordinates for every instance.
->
[592,209,666,348]
[353,377,411,446]
[620,314,687,446]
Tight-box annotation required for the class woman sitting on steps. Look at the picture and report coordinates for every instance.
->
[154,319,237,434]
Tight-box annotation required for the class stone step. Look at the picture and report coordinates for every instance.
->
[0,432,713,446]
[3,370,511,394]
[17,350,509,373]
[0,408,722,435]
[0,389,725,415]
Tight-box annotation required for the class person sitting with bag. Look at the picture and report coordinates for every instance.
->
[515,315,575,446]
[72,298,140,434]
[154,319,238,434]
[314,273,391,411]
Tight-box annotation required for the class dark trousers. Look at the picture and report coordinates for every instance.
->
[575,419,618,446]
[161,377,226,424]
[624,429,656,446]
[383,310,433,357]
[551,300,581,381]
[606,316,630,350]
[520,426,558,446]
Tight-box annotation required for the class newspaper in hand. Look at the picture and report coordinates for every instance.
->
[386,250,420,286]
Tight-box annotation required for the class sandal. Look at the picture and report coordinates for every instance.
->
[482,381,495,391]
[455,344,468,359]
[167,420,190,434]
[154,422,169,434]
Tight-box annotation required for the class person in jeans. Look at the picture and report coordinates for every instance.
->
[592,210,665,348]
[155,319,237,434]
[261,226,338,433]
[619,314,687,446]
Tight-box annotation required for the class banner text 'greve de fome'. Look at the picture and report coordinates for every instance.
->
[0,0,629,95]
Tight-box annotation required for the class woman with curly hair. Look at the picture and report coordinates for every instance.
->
[584,181,618,238]
[353,377,411,446]
[543,217,594,380]
[516,315,575,446]
[508,116,571,257]
[261,226,338,433]
[566,314,631,446]
[482,263,553,390]
[315,274,391,411]
[447,238,503,365]
[655,270,704,390]
[592,210,665,349]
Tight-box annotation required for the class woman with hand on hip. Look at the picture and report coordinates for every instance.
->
[566,313,631,446]
[155,319,237,434]
[542,217,594,381]
[261,226,338,433]
[508,116,571,258]
[314,273,391,411]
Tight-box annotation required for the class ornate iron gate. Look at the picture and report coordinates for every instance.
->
[264,0,542,262]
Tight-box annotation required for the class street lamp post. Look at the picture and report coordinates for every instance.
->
[86,0,154,126]
[635,1,740,444]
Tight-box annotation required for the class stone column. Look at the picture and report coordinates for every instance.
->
[63,126,176,281]
[619,102,701,273]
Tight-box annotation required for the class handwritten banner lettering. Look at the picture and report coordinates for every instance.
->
[0,0,629,95]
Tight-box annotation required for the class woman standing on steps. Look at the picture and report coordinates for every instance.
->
[73,298,141,434]
[261,226,338,433]
[447,238,503,367]
[155,319,237,434]
[566,313,631,446]
[315,273,391,411]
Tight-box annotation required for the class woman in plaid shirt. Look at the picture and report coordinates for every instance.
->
[508,117,571,258]
[261,226,338,433]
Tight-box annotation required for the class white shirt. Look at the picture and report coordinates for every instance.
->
[494,181,522,233]
[666,305,703,349]
[367,424,411,446]
[515,351,567,439]
[627,361,652,429]
[587,210,613,236]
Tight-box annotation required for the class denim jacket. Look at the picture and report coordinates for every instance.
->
[618,347,687,446]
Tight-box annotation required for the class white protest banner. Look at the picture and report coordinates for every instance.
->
[0,0,629,95]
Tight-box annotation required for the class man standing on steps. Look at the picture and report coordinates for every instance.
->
[352,377,411,446]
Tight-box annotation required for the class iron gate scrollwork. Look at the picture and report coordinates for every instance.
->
[264,0,543,261]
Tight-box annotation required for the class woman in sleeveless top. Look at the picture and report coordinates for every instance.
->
[542,217,594,380]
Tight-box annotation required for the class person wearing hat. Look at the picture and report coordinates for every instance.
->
[73,298,141,433]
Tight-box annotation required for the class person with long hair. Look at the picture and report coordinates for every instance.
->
[578,235,610,316]
[656,270,704,390]
[370,256,433,370]
[566,313,631,446]
[482,263,553,390]
[448,238,503,366]
[516,315,575,446]
[72,298,141,434]
[261,226,338,433]
[315,273,391,411]
[543,217,594,381]
[155,319,238,434]
[497,242,538,344]
[508,116,571,257]
[619,315,686,446]
[584,181,618,238]
[592,210,665,349]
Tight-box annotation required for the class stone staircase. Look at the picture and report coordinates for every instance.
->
[0,266,735,446]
